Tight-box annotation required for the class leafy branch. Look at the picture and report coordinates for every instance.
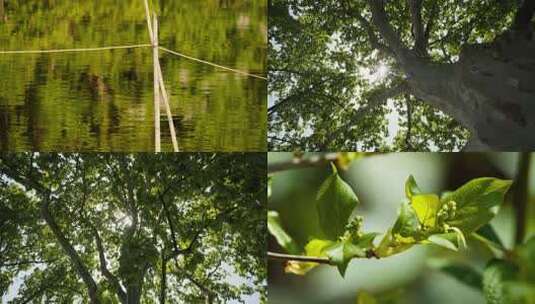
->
[269,163,513,277]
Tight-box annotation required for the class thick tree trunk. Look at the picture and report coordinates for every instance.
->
[407,34,535,150]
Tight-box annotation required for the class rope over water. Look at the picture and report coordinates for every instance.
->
[0,45,267,80]
[0,44,151,54]
[159,47,267,80]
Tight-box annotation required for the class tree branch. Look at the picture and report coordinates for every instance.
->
[92,225,127,304]
[159,250,167,304]
[367,0,413,63]
[40,196,100,304]
[268,252,331,264]
[405,94,414,150]
[408,0,426,55]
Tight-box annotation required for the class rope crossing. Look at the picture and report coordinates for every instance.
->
[0,45,267,80]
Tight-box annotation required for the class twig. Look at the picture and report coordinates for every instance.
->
[268,252,331,264]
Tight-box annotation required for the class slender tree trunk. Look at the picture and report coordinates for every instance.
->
[159,252,167,304]
[40,199,100,303]
[126,285,142,304]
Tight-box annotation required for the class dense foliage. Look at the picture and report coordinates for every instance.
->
[0,153,266,303]
[269,0,534,151]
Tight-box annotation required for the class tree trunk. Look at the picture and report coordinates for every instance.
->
[40,199,101,303]
[407,34,535,150]
[126,285,143,304]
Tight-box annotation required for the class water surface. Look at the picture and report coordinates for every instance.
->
[0,0,267,151]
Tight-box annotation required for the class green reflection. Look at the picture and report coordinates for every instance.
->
[0,0,267,151]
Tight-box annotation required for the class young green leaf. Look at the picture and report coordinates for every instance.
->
[267,211,300,254]
[442,178,512,233]
[405,175,422,199]
[325,239,366,277]
[411,194,441,228]
[316,163,359,240]
[285,239,334,276]
[392,201,420,239]
[428,233,458,251]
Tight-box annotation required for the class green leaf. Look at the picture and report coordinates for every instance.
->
[305,239,333,257]
[392,201,420,239]
[325,239,366,277]
[316,163,359,240]
[319,233,378,277]
[411,194,441,228]
[267,211,300,254]
[439,263,483,289]
[475,224,505,249]
[428,233,458,251]
[483,259,518,304]
[285,239,334,276]
[405,175,421,199]
[442,178,512,233]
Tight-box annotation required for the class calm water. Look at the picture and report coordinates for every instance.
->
[0,0,267,151]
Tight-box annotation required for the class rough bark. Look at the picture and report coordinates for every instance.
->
[367,0,535,150]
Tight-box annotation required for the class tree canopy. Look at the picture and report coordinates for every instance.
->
[0,153,266,303]
[268,0,535,151]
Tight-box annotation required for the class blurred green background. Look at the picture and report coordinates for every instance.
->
[268,152,535,304]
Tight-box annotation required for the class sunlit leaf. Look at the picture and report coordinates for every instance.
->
[411,194,440,228]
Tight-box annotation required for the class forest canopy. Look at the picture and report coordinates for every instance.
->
[268,0,535,151]
[0,153,266,303]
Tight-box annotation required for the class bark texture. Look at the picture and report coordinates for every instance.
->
[367,0,535,150]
